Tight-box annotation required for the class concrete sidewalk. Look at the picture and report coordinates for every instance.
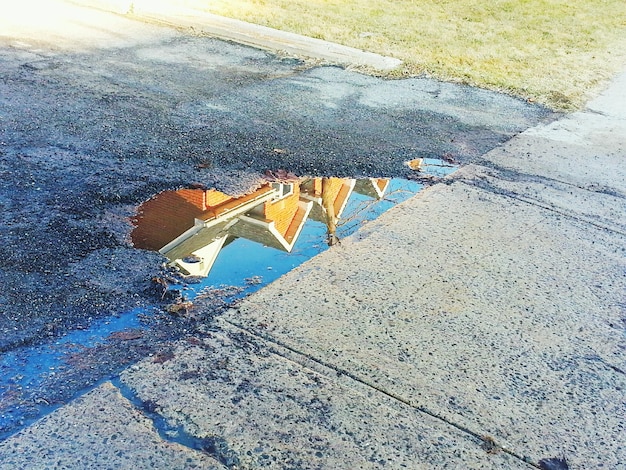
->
[1,69,624,470]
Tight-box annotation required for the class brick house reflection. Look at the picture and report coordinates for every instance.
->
[131,178,389,277]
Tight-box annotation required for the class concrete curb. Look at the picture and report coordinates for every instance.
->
[68,0,403,71]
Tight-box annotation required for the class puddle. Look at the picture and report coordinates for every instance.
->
[130,170,453,300]
[0,163,455,439]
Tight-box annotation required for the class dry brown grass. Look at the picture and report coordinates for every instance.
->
[182,0,626,110]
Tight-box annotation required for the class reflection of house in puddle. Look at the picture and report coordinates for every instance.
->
[301,178,390,221]
[131,178,390,277]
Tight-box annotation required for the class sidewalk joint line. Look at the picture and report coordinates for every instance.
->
[471,159,626,200]
[457,179,626,237]
[222,318,540,469]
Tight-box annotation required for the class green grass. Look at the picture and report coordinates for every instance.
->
[181,0,626,110]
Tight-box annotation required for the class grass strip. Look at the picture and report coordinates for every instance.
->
[182,0,626,110]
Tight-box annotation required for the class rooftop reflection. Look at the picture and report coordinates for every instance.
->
[130,172,451,296]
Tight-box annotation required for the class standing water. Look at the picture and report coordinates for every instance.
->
[0,163,455,438]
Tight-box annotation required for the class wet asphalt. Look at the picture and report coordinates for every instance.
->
[0,1,555,439]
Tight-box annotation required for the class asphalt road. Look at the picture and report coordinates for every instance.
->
[0,0,553,438]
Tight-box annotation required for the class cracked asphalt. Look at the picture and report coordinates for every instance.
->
[2,1,624,469]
